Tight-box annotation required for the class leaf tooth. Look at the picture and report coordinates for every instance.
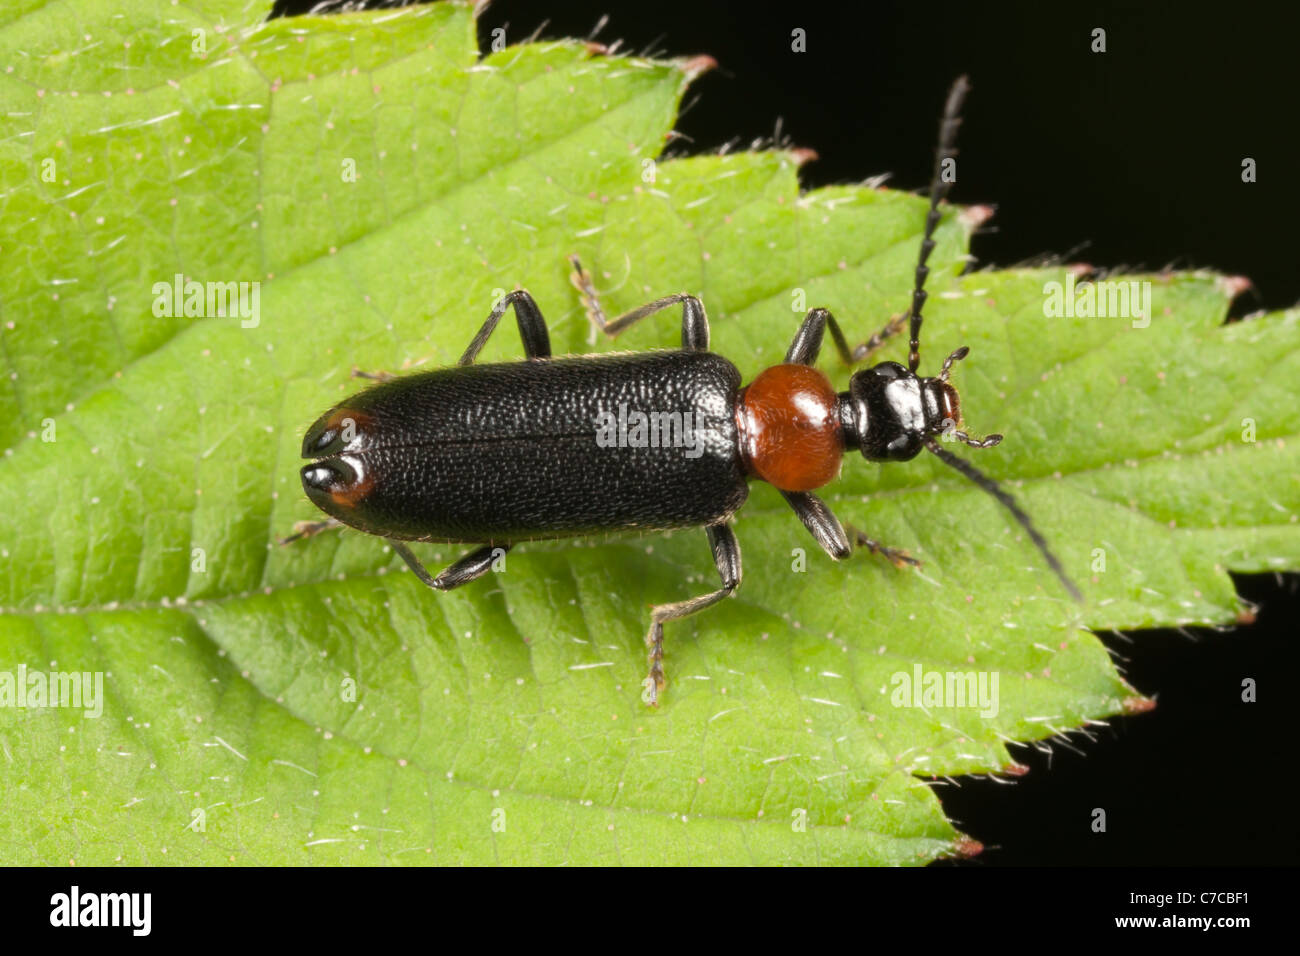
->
[1122,695,1157,715]
[678,54,718,82]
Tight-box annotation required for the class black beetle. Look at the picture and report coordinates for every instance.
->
[290,76,1079,704]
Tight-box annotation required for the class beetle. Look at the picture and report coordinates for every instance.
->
[289,76,1080,705]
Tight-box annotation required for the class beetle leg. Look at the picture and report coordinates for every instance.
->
[459,291,552,365]
[785,308,839,365]
[570,256,710,351]
[844,522,921,569]
[780,490,851,559]
[389,540,513,589]
[567,255,610,345]
[643,524,741,706]
[847,313,908,363]
[279,516,343,545]
[785,307,906,366]
[782,490,920,568]
[350,366,397,383]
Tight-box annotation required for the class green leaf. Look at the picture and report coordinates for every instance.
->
[1,0,1295,865]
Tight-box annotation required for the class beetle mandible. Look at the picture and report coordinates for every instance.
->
[289,76,1080,705]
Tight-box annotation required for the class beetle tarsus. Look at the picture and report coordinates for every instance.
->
[850,312,908,363]
[279,517,342,545]
[351,366,396,383]
[568,254,609,345]
[640,524,741,705]
[846,524,921,569]
[645,626,665,707]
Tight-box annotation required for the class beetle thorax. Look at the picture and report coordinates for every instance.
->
[736,364,845,492]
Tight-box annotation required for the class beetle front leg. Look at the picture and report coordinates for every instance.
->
[844,523,920,568]
[782,490,919,568]
[643,524,741,706]
[780,490,851,559]
[848,313,908,363]
[785,307,907,366]
[785,308,845,366]
[389,540,513,589]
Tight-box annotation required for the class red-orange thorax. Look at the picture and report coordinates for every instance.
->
[736,364,844,492]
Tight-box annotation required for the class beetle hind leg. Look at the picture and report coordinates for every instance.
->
[279,516,343,545]
[350,366,397,383]
[459,291,552,366]
[643,524,741,706]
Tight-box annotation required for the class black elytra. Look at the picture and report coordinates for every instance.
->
[302,350,749,541]
[293,76,1081,705]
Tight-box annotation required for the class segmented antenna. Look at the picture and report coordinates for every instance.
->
[925,439,1082,601]
[909,75,971,373]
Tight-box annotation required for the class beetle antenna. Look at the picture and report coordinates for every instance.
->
[938,345,970,382]
[909,75,971,374]
[948,428,1002,449]
[925,438,1082,601]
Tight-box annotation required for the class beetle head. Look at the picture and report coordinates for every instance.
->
[845,347,996,461]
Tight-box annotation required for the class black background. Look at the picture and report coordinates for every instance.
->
[275,0,1300,866]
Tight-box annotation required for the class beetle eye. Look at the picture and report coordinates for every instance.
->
[941,383,961,427]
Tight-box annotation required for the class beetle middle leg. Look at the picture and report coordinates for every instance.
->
[643,524,741,706]
[388,540,513,589]
[568,255,710,351]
